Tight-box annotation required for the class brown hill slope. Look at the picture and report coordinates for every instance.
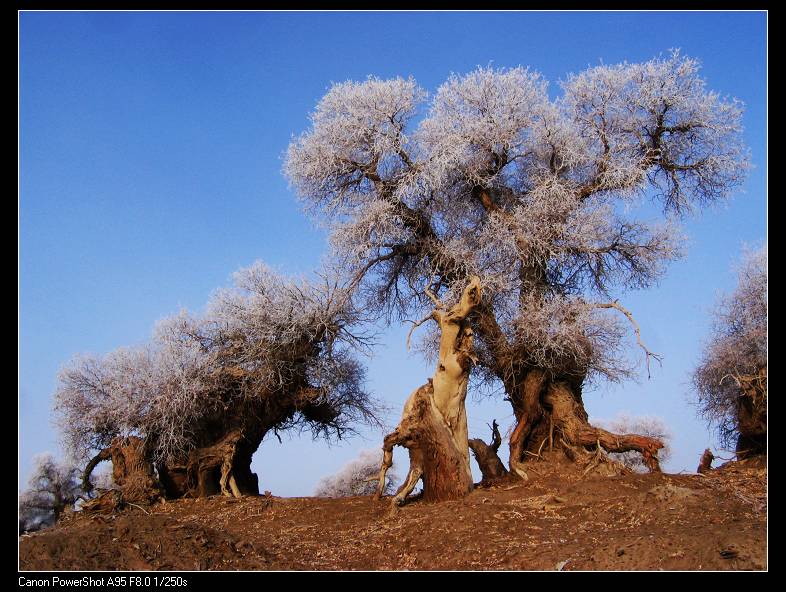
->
[19,458,766,571]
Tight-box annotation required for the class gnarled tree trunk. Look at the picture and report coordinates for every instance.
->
[158,393,317,499]
[469,419,508,485]
[697,448,715,474]
[82,436,164,511]
[375,277,482,505]
[162,427,264,499]
[158,417,264,499]
[506,372,664,476]
[735,366,767,459]
[157,386,337,499]
[83,392,327,500]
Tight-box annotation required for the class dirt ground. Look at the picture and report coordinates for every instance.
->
[18,456,766,571]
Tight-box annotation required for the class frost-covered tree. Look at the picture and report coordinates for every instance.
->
[19,454,82,533]
[693,246,767,457]
[285,51,749,483]
[54,262,381,499]
[314,448,397,497]
[596,413,673,472]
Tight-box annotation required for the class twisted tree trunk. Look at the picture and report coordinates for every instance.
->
[157,393,326,499]
[506,372,664,475]
[469,419,508,485]
[83,386,335,500]
[161,427,265,499]
[375,277,482,505]
[82,436,164,511]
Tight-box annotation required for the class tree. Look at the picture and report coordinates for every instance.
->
[469,419,509,485]
[54,262,381,500]
[692,246,767,458]
[314,448,397,497]
[595,413,673,472]
[284,51,749,484]
[19,454,82,533]
[374,277,481,503]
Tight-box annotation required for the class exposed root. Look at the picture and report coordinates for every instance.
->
[545,383,664,473]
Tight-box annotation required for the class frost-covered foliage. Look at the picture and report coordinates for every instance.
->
[313,448,396,497]
[54,262,379,465]
[19,453,82,533]
[693,246,767,448]
[596,414,673,472]
[285,51,748,389]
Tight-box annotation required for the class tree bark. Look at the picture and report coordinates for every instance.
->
[469,419,508,485]
[181,428,263,498]
[378,381,474,504]
[81,436,164,512]
[735,366,767,459]
[506,376,665,474]
[156,386,338,499]
[158,398,297,499]
[375,277,482,505]
[697,448,714,474]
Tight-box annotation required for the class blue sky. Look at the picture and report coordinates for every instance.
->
[19,11,766,495]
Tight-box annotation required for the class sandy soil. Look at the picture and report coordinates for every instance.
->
[18,457,766,571]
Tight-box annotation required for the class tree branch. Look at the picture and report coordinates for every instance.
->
[405,312,436,351]
[595,300,663,378]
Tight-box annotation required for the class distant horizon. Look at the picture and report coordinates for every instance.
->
[19,10,767,495]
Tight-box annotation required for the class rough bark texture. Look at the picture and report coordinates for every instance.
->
[697,448,715,474]
[506,374,664,475]
[735,366,767,459]
[107,436,162,501]
[378,382,474,504]
[468,420,508,485]
[375,277,482,505]
[81,436,164,512]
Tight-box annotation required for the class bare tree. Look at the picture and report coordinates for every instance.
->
[693,246,767,458]
[54,262,381,500]
[314,449,397,497]
[284,51,749,481]
[19,454,82,533]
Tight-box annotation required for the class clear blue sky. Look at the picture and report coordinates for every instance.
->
[19,11,766,495]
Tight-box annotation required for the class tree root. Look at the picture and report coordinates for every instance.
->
[550,383,663,472]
